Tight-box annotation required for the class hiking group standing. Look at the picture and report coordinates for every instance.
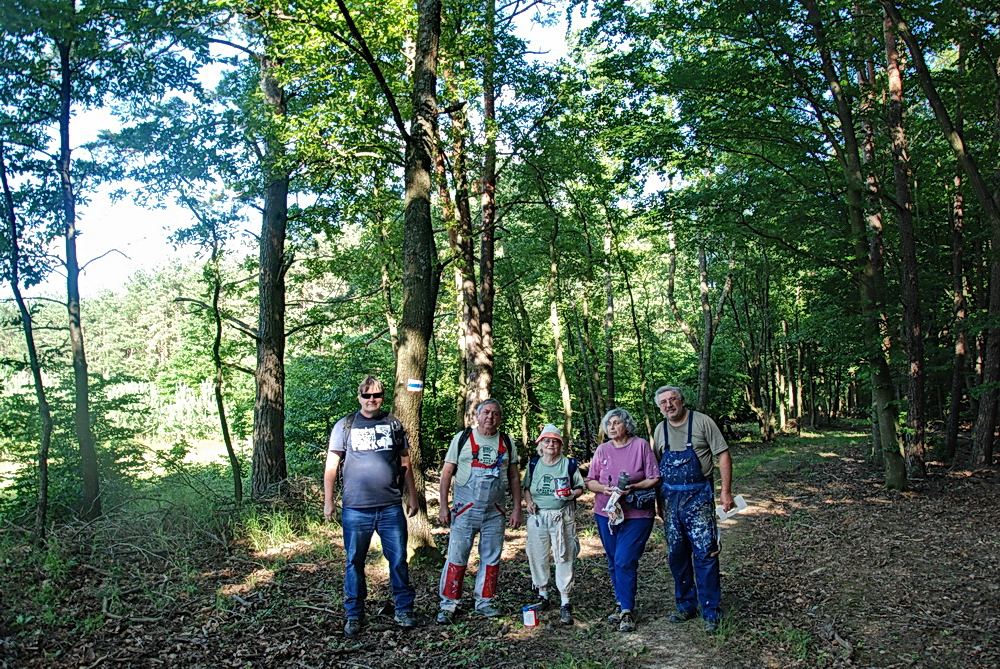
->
[323,378,736,636]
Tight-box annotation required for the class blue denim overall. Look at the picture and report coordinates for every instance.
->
[659,411,721,621]
[439,432,508,613]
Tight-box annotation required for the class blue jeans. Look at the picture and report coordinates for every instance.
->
[595,514,654,612]
[341,504,415,620]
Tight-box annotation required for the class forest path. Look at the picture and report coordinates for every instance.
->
[3,431,998,667]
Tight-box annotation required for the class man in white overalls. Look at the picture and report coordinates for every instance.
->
[437,399,523,623]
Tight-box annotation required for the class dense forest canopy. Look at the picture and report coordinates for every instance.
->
[1,0,998,529]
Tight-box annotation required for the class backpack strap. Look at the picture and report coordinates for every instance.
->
[458,428,511,467]
[526,455,577,489]
[342,412,357,451]
[526,455,540,487]
[455,427,473,457]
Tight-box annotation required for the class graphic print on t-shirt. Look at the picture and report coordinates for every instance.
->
[536,473,555,496]
[350,424,393,452]
[475,441,502,466]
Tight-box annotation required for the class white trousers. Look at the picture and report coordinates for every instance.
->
[525,505,578,597]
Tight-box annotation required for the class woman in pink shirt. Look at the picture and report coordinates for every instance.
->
[585,408,661,632]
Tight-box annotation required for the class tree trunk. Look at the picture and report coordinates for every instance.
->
[573,304,602,442]
[884,12,926,478]
[878,1,1000,467]
[58,40,101,519]
[668,232,734,412]
[393,0,442,556]
[210,238,242,505]
[251,53,289,501]
[802,0,907,487]
[944,47,967,462]
[616,238,652,437]
[507,286,540,446]
[1,142,54,543]
[548,214,573,440]
[477,0,498,410]
[603,224,615,409]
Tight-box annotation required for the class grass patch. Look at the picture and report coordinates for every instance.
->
[731,429,870,481]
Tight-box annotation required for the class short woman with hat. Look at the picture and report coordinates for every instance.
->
[522,423,585,624]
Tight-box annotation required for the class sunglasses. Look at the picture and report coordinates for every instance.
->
[360,392,384,399]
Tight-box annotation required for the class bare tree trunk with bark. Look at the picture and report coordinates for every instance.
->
[803,0,907,488]
[879,0,1000,467]
[945,45,968,462]
[884,12,926,478]
[57,40,100,519]
[392,0,442,556]
[251,53,290,501]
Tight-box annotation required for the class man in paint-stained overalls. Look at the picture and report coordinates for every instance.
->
[436,399,523,623]
[652,385,736,634]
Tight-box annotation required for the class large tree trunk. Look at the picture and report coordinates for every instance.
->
[393,0,442,556]
[802,0,907,488]
[879,1,1000,466]
[884,13,926,478]
[945,46,967,463]
[475,0,498,413]
[1,142,54,543]
[58,40,101,519]
[251,54,289,501]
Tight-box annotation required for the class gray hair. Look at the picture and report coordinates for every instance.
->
[601,407,637,438]
[654,385,686,405]
[476,398,503,418]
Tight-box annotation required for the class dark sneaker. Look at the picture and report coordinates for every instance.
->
[476,603,502,618]
[668,610,698,623]
[619,610,635,632]
[606,605,622,623]
[559,603,574,625]
[704,618,720,634]
[436,609,454,625]
[394,612,417,629]
[344,618,363,638]
[534,594,551,611]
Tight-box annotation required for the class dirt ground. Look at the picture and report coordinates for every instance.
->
[0,429,997,668]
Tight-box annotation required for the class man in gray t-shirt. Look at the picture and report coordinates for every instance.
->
[324,375,418,637]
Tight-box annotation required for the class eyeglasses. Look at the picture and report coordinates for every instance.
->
[360,392,384,399]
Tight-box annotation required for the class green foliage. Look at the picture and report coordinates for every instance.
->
[0,369,149,521]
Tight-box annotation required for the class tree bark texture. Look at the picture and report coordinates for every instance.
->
[251,55,290,501]
[477,0,498,417]
[884,13,926,477]
[802,0,907,488]
[393,0,442,554]
[945,46,967,462]
[879,1,1000,466]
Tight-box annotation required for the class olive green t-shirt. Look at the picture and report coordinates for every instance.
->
[652,410,729,478]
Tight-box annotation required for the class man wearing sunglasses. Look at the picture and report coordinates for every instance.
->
[324,375,419,638]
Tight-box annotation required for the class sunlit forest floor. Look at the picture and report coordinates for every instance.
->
[0,426,997,668]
